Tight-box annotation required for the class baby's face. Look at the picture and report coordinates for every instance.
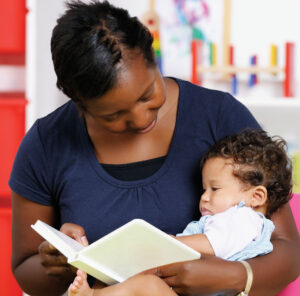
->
[200,157,252,216]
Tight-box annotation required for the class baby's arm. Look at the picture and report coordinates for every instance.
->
[174,234,215,255]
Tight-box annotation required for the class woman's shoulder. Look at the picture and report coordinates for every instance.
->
[36,100,78,132]
[171,77,228,98]
[170,77,242,113]
[170,77,260,142]
[22,101,81,153]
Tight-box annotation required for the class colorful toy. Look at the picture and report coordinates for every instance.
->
[142,0,163,73]
[248,55,258,87]
[284,42,295,97]
[193,0,296,97]
[270,44,278,67]
[172,0,209,85]
[209,42,217,66]
[191,28,204,85]
[229,45,238,95]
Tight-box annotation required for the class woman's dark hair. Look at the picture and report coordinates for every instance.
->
[51,0,155,108]
[201,129,293,217]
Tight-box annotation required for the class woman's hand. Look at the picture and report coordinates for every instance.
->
[38,223,88,279]
[38,240,75,278]
[144,254,246,296]
[60,222,89,246]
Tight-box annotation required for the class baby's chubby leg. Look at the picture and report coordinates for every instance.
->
[99,274,178,296]
[69,271,177,296]
[124,274,178,296]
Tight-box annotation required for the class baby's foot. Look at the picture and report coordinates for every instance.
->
[68,270,94,296]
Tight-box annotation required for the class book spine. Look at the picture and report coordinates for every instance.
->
[69,255,123,286]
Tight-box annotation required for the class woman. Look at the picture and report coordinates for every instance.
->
[10,1,300,295]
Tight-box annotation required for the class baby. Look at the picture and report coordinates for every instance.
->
[68,129,293,296]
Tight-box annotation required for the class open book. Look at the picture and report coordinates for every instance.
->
[31,219,200,285]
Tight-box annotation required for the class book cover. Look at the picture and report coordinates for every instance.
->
[31,219,201,285]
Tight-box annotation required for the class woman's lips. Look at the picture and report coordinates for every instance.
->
[136,119,157,134]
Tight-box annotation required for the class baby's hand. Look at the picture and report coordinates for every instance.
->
[60,223,89,246]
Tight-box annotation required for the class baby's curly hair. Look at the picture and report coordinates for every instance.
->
[201,129,293,217]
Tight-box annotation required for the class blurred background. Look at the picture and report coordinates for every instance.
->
[0,0,299,295]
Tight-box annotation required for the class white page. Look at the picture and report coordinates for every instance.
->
[76,219,200,282]
[32,219,200,285]
[31,220,85,259]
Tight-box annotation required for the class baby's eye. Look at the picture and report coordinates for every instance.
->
[212,187,219,191]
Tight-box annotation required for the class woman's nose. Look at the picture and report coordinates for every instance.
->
[127,107,150,130]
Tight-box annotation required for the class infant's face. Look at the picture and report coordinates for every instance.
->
[200,157,252,216]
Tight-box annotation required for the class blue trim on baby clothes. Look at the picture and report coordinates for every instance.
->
[177,202,274,261]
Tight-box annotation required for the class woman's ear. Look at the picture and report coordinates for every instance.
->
[250,185,267,208]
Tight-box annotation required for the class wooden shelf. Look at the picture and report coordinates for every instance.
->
[237,97,300,108]
[197,65,284,74]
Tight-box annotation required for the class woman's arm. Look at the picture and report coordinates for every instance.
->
[151,203,300,295]
[11,191,82,296]
[247,202,300,295]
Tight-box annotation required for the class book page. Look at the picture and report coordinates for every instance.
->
[75,219,200,284]
[33,219,200,285]
[31,220,85,259]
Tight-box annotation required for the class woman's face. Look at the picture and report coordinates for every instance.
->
[83,54,166,135]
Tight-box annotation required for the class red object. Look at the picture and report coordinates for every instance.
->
[229,45,236,83]
[148,19,154,25]
[229,45,234,65]
[0,0,26,54]
[284,42,295,97]
[0,53,25,65]
[191,39,203,85]
[277,194,300,295]
[253,55,258,85]
[0,94,27,198]
[0,203,23,295]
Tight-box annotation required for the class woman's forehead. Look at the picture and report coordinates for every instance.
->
[85,61,156,112]
[117,52,155,84]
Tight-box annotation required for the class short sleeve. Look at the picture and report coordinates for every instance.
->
[176,219,204,236]
[204,206,263,259]
[9,120,53,205]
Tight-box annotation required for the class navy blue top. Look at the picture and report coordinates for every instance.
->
[102,156,166,181]
[9,78,260,243]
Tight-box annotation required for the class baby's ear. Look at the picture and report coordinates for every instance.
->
[250,186,267,208]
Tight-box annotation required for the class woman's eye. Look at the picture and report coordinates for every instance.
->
[103,112,122,122]
[212,187,219,191]
[139,96,151,103]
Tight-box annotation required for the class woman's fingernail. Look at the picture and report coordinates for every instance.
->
[81,236,89,246]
